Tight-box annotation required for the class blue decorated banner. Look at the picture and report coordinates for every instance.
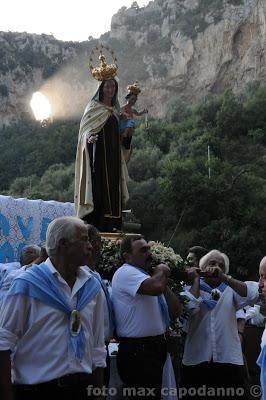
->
[0,195,75,262]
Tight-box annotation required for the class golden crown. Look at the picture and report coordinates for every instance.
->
[127,81,141,95]
[89,45,118,81]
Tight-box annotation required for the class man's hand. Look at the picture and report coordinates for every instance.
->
[138,263,170,296]
[188,268,201,298]
[204,266,223,279]
[186,267,200,281]
[152,263,171,278]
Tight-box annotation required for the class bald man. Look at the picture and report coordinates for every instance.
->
[259,257,266,293]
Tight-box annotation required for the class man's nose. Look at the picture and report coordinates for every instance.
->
[213,262,221,268]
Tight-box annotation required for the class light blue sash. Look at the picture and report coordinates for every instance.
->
[133,265,170,329]
[91,271,115,334]
[8,263,101,360]
[257,345,266,400]
[200,279,227,309]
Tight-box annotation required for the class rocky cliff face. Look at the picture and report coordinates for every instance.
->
[110,0,266,116]
[0,0,265,126]
[0,31,122,127]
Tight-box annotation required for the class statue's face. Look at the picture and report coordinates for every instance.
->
[102,80,116,101]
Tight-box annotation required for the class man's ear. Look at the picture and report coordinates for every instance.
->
[58,237,68,249]
[122,251,130,262]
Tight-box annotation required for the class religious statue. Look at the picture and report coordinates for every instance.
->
[74,45,129,232]
[120,81,148,162]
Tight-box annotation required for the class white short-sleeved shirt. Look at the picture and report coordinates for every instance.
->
[111,263,166,338]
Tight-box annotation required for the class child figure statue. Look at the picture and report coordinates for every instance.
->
[120,82,148,161]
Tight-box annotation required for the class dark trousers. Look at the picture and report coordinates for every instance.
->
[117,337,167,400]
[181,362,249,400]
[14,373,92,400]
[104,341,111,387]
[14,385,89,400]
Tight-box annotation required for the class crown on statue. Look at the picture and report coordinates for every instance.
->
[89,44,118,81]
[127,81,141,95]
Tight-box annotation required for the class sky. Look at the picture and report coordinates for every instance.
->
[1,0,151,42]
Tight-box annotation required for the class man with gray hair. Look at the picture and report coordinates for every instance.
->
[0,245,41,293]
[20,245,41,267]
[0,245,43,304]
[181,249,258,400]
[0,216,106,400]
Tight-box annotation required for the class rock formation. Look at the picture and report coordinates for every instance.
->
[0,0,265,126]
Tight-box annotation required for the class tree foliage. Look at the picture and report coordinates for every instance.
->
[0,120,78,190]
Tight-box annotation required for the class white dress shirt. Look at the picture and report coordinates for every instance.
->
[0,262,20,285]
[0,266,26,304]
[0,258,106,384]
[245,304,266,327]
[111,263,166,338]
[182,281,258,366]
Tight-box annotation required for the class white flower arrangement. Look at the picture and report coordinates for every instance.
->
[97,238,184,283]
[148,241,183,270]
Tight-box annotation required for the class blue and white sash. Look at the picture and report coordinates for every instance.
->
[8,262,101,360]
[200,279,227,310]
[91,271,115,334]
[257,345,266,400]
[134,266,170,328]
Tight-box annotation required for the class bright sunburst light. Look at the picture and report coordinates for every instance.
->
[30,92,52,121]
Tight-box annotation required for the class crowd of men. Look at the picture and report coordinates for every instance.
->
[0,216,265,400]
